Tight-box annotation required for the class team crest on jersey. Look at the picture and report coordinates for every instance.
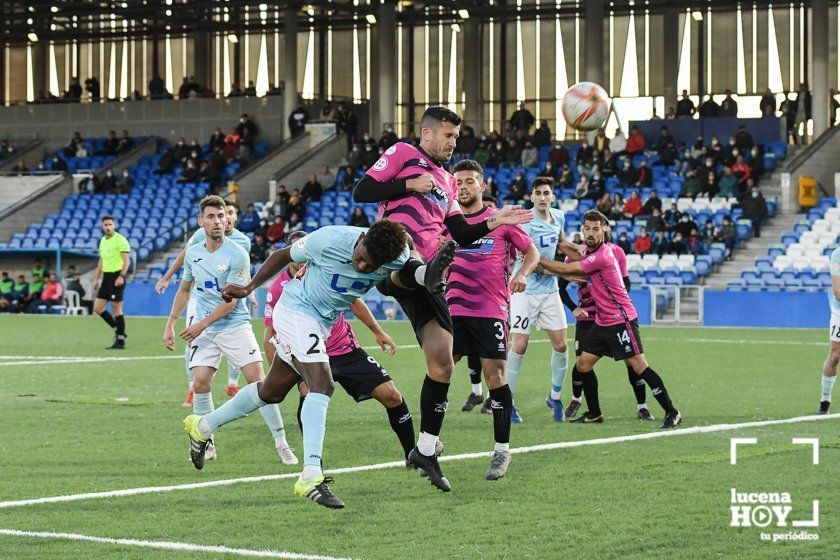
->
[385,145,398,156]
[418,157,429,168]
[372,156,388,171]
[217,263,228,273]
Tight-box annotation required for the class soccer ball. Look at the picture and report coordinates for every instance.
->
[561,82,611,132]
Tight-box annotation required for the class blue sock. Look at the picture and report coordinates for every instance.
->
[193,391,214,416]
[204,382,266,433]
[259,404,287,441]
[227,362,240,386]
[184,346,193,385]
[550,350,568,400]
[300,392,331,472]
[506,350,525,395]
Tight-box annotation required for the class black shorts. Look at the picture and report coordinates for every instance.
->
[578,319,644,361]
[452,317,509,360]
[377,278,453,344]
[574,320,598,357]
[96,271,125,302]
[329,348,391,403]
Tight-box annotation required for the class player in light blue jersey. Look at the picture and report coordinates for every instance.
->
[183,219,451,509]
[819,246,840,414]
[156,200,257,406]
[507,178,573,423]
[164,196,297,467]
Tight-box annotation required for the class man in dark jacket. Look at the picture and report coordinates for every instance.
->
[509,102,536,133]
[675,90,695,117]
[741,185,768,237]
[720,90,738,117]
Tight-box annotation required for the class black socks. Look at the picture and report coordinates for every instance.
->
[386,400,416,459]
[576,366,601,416]
[419,375,450,437]
[627,365,647,405]
[489,385,513,445]
[639,367,677,415]
[99,310,116,329]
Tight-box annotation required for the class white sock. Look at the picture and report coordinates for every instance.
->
[274,434,288,448]
[572,396,582,403]
[471,383,482,396]
[822,375,837,402]
[417,431,437,456]
[414,265,426,286]
[637,402,648,411]
[197,417,212,439]
[302,464,322,482]
[494,442,510,453]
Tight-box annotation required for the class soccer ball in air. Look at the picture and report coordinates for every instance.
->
[561,82,611,132]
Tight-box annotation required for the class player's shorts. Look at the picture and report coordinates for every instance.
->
[270,302,331,365]
[378,278,453,344]
[509,292,568,335]
[830,312,840,342]
[579,319,643,361]
[188,324,262,370]
[186,297,198,327]
[574,319,599,357]
[329,348,392,402]
[452,316,509,360]
[96,271,125,302]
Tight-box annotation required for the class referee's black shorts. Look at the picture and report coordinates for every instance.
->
[96,271,125,302]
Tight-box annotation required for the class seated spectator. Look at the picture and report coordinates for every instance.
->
[286,212,304,234]
[610,128,627,154]
[178,161,199,183]
[502,139,522,167]
[266,217,286,244]
[732,155,751,187]
[173,138,191,162]
[574,174,591,200]
[117,169,134,193]
[734,125,754,152]
[250,233,270,262]
[717,166,739,198]
[534,120,552,147]
[361,144,379,169]
[265,193,287,220]
[634,227,652,255]
[103,130,119,155]
[658,142,677,167]
[669,232,687,255]
[576,141,594,165]
[223,129,240,160]
[347,144,365,169]
[29,273,62,313]
[339,166,357,191]
[701,219,719,245]
[474,142,491,168]
[116,130,134,156]
[720,215,738,257]
[198,162,221,190]
[348,206,371,227]
[588,170,605,200]
[521,141,538,168]
[209,147,227,175]
[647,207,664,232]
[608,193,625,220]
[596,193,612,216]
[287,189,306,219]
[540,161,559,180]
[618,159,638,187]
[675,213,699,238]
[50,154,68,172]
[238,204,261,232]
[622,190,643,219]
[301,174,323,202]
[680,170,703,199]
[154,148,175,175]
[654,126,674,153]
[0,272,13,312]
[100,168,118,193]
[749,145,765,181]
[571,232,584,244]
[239,126,255,149]
[594,129,610,152]
[12,159,27,175]
[699,171,719,198]
[641,189,662,216]
[456,127,477,157]
[485,176,499,200]
[674,147,694,177]
[549,140,569,168]
[507,172,527,202]
[634,160,653,188]
[663,204,680,232]
[616,232,632,255]
[651,230,669,257]
[317,166,336,190]
[209,127,225,150]
[741,184,768,237]
[625,126,646,155]
[557,164,575,190]
[488,140,505,168]
[685,228,706,255]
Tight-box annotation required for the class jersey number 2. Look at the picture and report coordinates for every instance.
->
[307,334,321,355]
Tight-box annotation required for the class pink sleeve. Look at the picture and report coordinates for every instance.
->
[616,247,629,277]
[364,143,408,182]
[578,251,605,274]
[506,225,533,253]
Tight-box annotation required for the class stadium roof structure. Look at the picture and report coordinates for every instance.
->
[0,0,802,45]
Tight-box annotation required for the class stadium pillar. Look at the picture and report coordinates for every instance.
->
[583,0,604,87]
[811,0,829,137]
[31,42,47,102]
[193,32,210,92]
[662,6,679,114]
[376,2,397,135]
[284,7,298,140]
[463,20,483,131]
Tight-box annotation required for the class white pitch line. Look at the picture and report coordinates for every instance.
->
[1,412,837,510]
[0,529,358,560]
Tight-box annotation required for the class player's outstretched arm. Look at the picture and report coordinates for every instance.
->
[557,238,585,261]
[155,246,187,294]
[164,279,192,351]
[222,246,294,301]
[180,295,236,343]
[443,205,533,247]
[510,244,540,293]
[350,298,396,355]
[539,258,585,277]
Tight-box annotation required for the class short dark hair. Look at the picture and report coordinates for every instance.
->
[420,106,462,131]
[582,210,610,225]
[363,219,406,265]
[452,159,483,175]
[286,230,307,244]
[101,215,115,223]
[199,195,226,215]
[531,176,554,192]
[223,200,240,213]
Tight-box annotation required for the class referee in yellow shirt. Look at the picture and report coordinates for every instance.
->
[94,215,131,349]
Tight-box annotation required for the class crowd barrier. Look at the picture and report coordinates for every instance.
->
[630,116,784,148]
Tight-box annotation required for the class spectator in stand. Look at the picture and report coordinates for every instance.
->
[720,216,738,257]
[647,207,664,232]
[658,141,677,167]
[361,144,379,169]
[534,120,552,147]
[317,165,336,191]
[29,273,62,313]
[599,149,617,177]
[117,169,134,193]
[235,114,258,140]
[734,125,754,152]
[574,174,591,201]
[699,171,719,198]
[521,141,538,168]
[100,168,118,193]
[116,130,134,156]
[680,170,703,199]
[635,160,653,188]
[634,227,652,255]
[509,102,536,133]
[507,172,528,203]
[347,143,364,169]
[173,138,190,162]
[0,272,13,311]
[549,140,569,168]
[622,190,643,220]
[286,212,303,234]
[588,169,606,200]
[720,90,738,117]
[149,73,166,98]
[616,232,632,255]
[266,189,288,219]
[732,155,751,188]
[339,166,357,191]
[456,127,478,157]
[250,233,270,263]
[741,184,768,237]
[654,126,675,153]
[209,147,227,175]
[618,158,638,188]
[759,89,776,117]
[266,216,286,243]
[67,77,83,101]
[503,138,523,167]
[12,159,27,175]
[699,94,720,118]
[669,232,687,256]
[177,160,198,183]
[651,230,669,257]
[675,146,694,177]
[793,83,811,144]
[717,166,739,198]
[676,90,696,117]
[348,206,371,227]
[675,213,698,238]
[243,81,257,96]
[663,107,677,119]
[610,127,627,154]
[596,193,612,216]
[198,161,221,191]
[780,92,796,140]
[378,126,399,151]
[288,104,310,137]
[607,193,625,221]
[540,160,559,180]
[209,127,225,150]
[103,130,119,155]
[701,219,719,246]
[625,126,646,155]
[641,189,662,216]
[686,228,706,255]
[749,145,765,181]
[287,189,306,219]
[337,103,359,152]
[49,154,68,172]
[471,141,490,169]
[594,129,610,152]
[558,164,575,190]
[577,139,594,164]
[238,204,261,233]
[301,174,323,202]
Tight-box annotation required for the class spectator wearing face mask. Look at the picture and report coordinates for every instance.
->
[558,164,574,190]
[685,227,706,255]
[117,169,134,193]
[521,141,538,168]
[540,161,559,179]
[588,170,605,200]
[717,166,739,198]
[680,171,703,199]
[720,216,738,256]
[361,143,379,169]
[507,172,528,203]
[651,230,669,257]
[675,213,699,238]
[749,145,765,181]
[731,155,752,187]
[634,227,652,255]
[100,168,118,193]
[549,140,569,167]
[675,147,694,177]
[618,158,638,188]
[616,232,632,255]
[641,189,661,216]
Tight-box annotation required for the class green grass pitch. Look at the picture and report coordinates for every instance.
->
[0,315,837,559]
